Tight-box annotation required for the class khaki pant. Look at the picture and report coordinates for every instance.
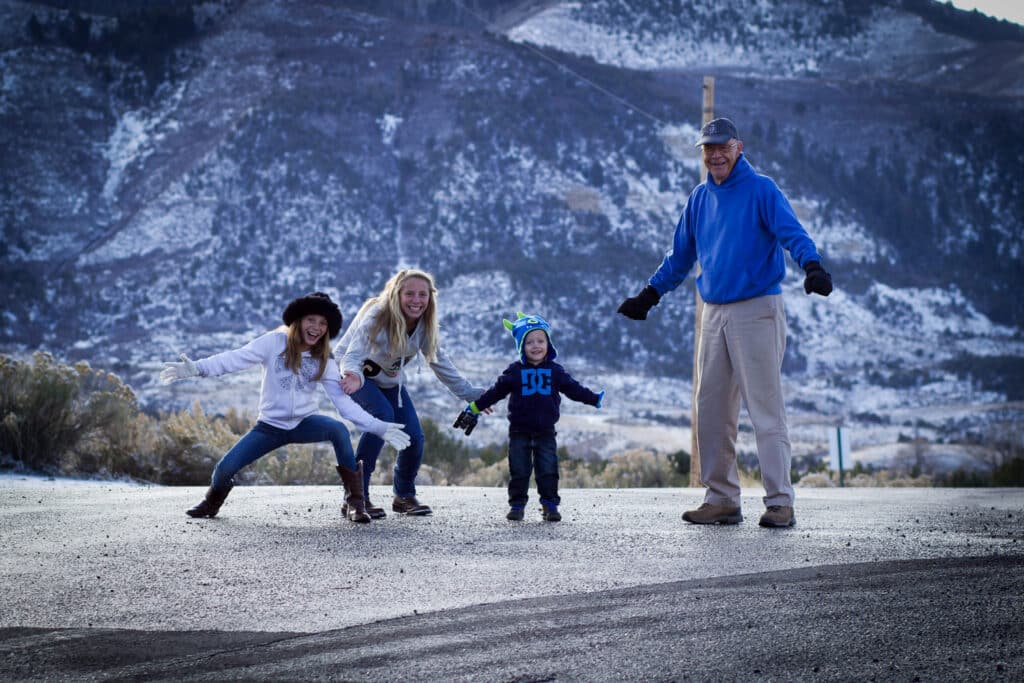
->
[694,294,794,508]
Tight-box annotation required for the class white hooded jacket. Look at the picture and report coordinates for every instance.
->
[194,330,390,434]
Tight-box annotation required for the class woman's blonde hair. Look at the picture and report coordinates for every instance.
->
[281,320,331,381]
[354,269,439,362]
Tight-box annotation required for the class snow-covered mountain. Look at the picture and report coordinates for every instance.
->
[2,0,1022,458]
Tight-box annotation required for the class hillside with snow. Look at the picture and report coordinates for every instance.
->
[1,0,1022,465]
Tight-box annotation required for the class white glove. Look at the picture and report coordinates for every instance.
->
[382,423,411,451]
[160,353,200,385]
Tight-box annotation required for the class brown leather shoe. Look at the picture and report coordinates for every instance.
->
[682,502,743,525]
[392,496,432,516]
[759,505,796,528]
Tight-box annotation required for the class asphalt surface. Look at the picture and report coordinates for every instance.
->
[1,480,1022,681]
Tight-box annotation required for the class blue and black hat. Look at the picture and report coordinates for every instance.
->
[695,117,739,146]
[503,312,557,363]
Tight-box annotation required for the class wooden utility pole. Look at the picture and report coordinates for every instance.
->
[690,76,714,487]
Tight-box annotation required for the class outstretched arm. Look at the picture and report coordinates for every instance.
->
[557,366,603,407]
[159,354,200,384]
[158,333,275,384]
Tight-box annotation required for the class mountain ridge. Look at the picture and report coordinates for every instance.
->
[2,0,1022,457]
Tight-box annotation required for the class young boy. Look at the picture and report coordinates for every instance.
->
[455,313,604,522]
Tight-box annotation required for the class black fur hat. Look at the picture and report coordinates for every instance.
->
[282,292,343,339]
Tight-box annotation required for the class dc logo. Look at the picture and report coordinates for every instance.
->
[521,368,551,396]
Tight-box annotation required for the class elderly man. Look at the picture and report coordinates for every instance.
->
[618,117,832,528]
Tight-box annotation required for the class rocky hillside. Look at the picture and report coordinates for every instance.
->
[1,0,1022,452]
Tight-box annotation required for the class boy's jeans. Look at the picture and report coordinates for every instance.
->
[210,416,355,491]
[507,431,559,508]
[350,382,425,497]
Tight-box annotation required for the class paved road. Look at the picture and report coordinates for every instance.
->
[1,480,1022,680]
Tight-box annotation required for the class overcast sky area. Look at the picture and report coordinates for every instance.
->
[948,0,1024,25]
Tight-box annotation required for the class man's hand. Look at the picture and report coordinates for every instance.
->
[159,354,199,384]
[803,261,833,297]
[617,285,661,320]
[382,423,411,451]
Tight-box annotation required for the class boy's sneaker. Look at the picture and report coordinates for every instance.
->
[540,502,561,522]
[759,505,796,528]
[506,506,525,521]
[681,503,743,525]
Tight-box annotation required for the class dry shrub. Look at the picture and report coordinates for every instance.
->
[458,460,508,488]
[0,353,144,475]
[797,472,835,488]
[155,400,240,484]
[76,411,163,480]
[595,449,685,488]
[249,443,339,485]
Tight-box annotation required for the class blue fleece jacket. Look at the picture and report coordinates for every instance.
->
[474,359,601,435]
[649,154,821,304]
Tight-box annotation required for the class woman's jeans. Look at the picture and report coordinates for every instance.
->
[507,431,559,508]
[350,382,425,497]
[210,416,355,491]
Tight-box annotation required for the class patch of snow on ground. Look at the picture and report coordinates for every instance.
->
[793,198,893,265]
[80,181,218,264]
[506,4,746,71]
[102,84,186,202]
[378,113,402,146]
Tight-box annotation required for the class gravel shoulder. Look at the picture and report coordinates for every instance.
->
[2,481,1022,680]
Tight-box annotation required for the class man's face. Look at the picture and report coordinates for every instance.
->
[702,138,743,184]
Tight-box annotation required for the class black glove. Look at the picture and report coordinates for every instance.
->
[803,261,833,297]
[452,405,479,436]
[617,285,661,320]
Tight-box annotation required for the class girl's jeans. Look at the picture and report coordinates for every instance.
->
[507,431,560,508]
[350,382,425,497]
[210,416,355,491]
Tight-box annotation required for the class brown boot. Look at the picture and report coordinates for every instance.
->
[337,463,371,524]
[364,494,387,520]
[186,482,234,518]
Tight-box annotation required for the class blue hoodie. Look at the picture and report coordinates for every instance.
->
[649,154,821,304]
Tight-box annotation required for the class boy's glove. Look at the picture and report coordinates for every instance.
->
[617,285,660,320]
[595,390,605,409]
[160,354,200,384]
[453,403,480,436]
[382,423,411,451]
[803,261,833,296]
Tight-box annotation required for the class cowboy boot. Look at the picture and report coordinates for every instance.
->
[186,481,234,518]
[364,493,387,519]
[337,463,371,524]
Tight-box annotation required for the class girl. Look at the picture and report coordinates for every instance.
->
[337,269,484,516]
[160,291,410,523]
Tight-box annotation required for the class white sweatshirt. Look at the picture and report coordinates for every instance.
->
[336,303,482,402]
[194,331,390,434]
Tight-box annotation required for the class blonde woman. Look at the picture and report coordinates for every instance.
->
[160,292,410,523]
[337,270,484,516]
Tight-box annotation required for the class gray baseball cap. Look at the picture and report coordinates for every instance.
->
[695,117,739,146]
